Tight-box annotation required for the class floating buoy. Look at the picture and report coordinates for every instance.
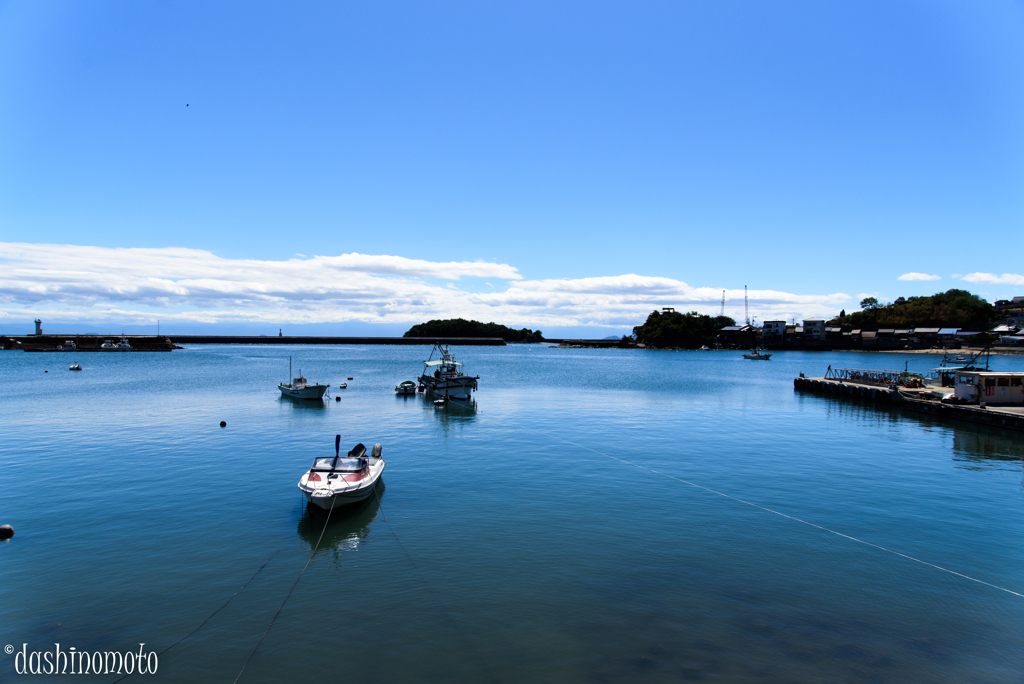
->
[0,525,13,540]
[335,396,340,402]
[347,377,353,380]
[220,421,227,427]
[45,370,48,373]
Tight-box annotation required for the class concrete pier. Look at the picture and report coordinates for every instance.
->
[794,376,1024,432]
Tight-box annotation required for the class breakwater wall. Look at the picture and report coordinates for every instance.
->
[794,376,1024,432]
[167,335,507,346]
[3,335,508,350]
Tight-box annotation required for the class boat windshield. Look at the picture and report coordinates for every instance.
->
[311,457,366,472]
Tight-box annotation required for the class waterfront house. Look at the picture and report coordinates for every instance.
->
[762,320,786,341]
[954,371,1024,405]
[803,319,825,341]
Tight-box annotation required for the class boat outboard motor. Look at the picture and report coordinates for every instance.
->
[371,443,382,459]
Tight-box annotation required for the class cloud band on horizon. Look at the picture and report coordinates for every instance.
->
[0,242,850,327]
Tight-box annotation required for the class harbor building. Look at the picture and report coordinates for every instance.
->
[954,371,1024,405]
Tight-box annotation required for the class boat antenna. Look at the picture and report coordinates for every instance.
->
[289,356,292,383]
[720,290,725,318]
[744,285,749,326]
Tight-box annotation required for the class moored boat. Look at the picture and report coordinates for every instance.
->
[298,437,385,510]
[395,380,417,395]
[743,348,772,360]
[279,356,329,400]
[418,344,479,401]
[69,363,82,371]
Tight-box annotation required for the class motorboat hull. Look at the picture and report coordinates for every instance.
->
[303,479,380,509]
[279,384,329,400]
[299,459,385,510]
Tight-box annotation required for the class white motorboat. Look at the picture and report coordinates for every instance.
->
[116,335,132,350]
[100,339,117,350]
[58,340,77,351]
[743,349,772,360]
[298,438,385,510]
[69,363,82,371]
[395,380,417,395]
[279,356,329,400]
[418,344,479,401]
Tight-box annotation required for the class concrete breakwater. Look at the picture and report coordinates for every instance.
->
[794,376,1024,432]
[2,335,508,350]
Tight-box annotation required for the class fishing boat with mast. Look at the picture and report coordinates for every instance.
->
[418,344,479,401]
[278,356,330,400]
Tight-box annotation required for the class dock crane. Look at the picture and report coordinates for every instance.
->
[744,285,749,326]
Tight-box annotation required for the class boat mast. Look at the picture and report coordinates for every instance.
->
[289,356,292,385]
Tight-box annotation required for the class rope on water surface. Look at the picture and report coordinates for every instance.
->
[232,493,340,683]
[111,550,279,683]
[541,431,1024,600]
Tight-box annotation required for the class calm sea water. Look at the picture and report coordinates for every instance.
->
[2,345,1024,683]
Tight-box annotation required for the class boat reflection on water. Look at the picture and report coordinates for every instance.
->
[297,482,384,558]
[279,395,328,410]
[428,395,477,434]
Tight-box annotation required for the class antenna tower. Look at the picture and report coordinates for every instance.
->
[719,290,725,318]
[744,285,749,325]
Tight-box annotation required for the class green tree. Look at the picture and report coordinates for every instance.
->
[632,310,736,349]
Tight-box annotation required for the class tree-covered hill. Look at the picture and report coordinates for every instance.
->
[828,289,997,330]
[404,319,544,343]
[632,310,735,348]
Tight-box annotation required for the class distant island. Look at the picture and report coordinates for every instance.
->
[631,310,736,349]
[404,318,544,343]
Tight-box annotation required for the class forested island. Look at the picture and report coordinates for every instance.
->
[828,289,997,330]
[404,318,544,343]
[630,310,736,349]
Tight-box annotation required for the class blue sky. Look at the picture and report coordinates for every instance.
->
[1,1,1022,336]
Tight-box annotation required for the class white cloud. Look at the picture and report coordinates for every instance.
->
[0,242,851,328]
[960,272,1024,286]
[897,272,940,281]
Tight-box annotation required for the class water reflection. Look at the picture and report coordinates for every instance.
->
[296,483,383,558]
[278,395,327,410]
[952,429,1024,470]
[427,395,478,432]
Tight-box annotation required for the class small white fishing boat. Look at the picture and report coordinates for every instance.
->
[69,363,82,371]
[418,344,479,401]
[743,349,772,360]
[100,339,117,350]
[338,382,347,389]
[116,335,132,350]
[395,380,417,395]
[298,437,385,510]
[279,356,329,400]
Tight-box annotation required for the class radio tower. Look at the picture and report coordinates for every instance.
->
[744,285,749,325]
[719,290,725,318]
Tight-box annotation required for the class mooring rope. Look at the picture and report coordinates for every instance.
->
[232,493,340,683]
[112,550,279,683]
[544,432,1024,600]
